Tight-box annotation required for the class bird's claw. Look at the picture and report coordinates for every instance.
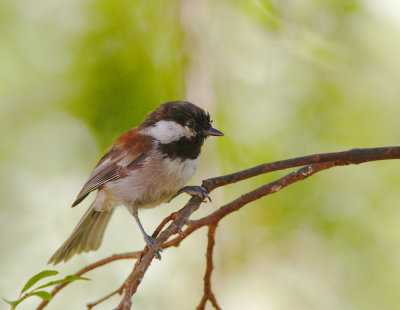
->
[177,227,184,236]
[144,234,163,260]
[177,185,212,202]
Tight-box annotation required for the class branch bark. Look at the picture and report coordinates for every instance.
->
[35,146,400,310]
[203,146,400,191]
[196,225,221,310]
[36,252,141,310]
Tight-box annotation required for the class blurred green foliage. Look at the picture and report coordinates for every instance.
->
[67,0,186,147]
[2,0,400,309]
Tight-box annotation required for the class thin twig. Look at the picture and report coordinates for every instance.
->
[163,163,336,249]
[202,146,400,191]
[196,225,221,310]
[115,196,204,310]
[87,284,125,309]
[152,211,179,239]
[36,252,140,310]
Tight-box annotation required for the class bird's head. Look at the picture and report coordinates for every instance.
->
[140,101,223,144]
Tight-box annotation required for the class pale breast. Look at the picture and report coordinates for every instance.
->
[101,153,200,210]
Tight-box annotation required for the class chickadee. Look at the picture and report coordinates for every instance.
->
[48,101,223,264]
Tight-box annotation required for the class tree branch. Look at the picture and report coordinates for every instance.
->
[196,224,221,310]
[202,146,400,191]
[115,196,204,310]
[36,252,140,310]
[35,146,400,310]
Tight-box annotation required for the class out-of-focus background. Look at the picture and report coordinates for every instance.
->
[2,0,400,309]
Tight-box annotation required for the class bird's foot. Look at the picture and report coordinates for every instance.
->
[144,234,163,260]
[176,185,212,202]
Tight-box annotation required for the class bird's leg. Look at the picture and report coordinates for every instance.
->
[171,185,212,202]
[130,209,162,260]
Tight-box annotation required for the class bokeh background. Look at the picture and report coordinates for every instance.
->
[2,0,400,309]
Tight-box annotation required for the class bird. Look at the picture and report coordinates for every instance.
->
[48,101,223,264]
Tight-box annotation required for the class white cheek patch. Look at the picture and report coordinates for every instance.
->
[141,120,194,143]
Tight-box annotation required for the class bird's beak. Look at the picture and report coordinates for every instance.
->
[203,127,224,136]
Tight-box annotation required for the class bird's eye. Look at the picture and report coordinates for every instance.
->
[186,119,196,129]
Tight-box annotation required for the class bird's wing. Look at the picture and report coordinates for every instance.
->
[71,130,152,207]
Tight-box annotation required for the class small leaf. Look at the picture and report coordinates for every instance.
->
[3,297,19,307]
[2,297,14,306]
[2,291,53,309]
[35,275,90,290]
[29,291,53,301]
[2,296,29,309]
[20,270,59,294]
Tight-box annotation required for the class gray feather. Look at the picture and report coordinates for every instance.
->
[71,149,147,208]
[48,208,113,265]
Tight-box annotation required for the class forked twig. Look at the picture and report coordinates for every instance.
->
[196,225,221,310]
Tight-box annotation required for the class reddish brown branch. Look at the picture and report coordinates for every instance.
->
[87,284,125,309]
[163,163,336,249]
[202,146,400,191]
[36,252,140,310]
[201,162,336,224]
[115,196,204,310]
[35,146,400,310]
[196,225,221,310]
[152,211,179,238]
[116,163,336,309]
[63,211,179,310]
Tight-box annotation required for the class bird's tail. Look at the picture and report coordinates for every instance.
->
[48,207,113,265]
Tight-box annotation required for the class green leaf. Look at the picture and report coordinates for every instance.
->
[35,275,90,290]
[2,297,13,306]
[3,295,30,309]
[29,291,53,301]
[20,270,59,294]
[3,288,55,309]
[2,297,20,308]
[3,271,87,309]
[3,291,53,309]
